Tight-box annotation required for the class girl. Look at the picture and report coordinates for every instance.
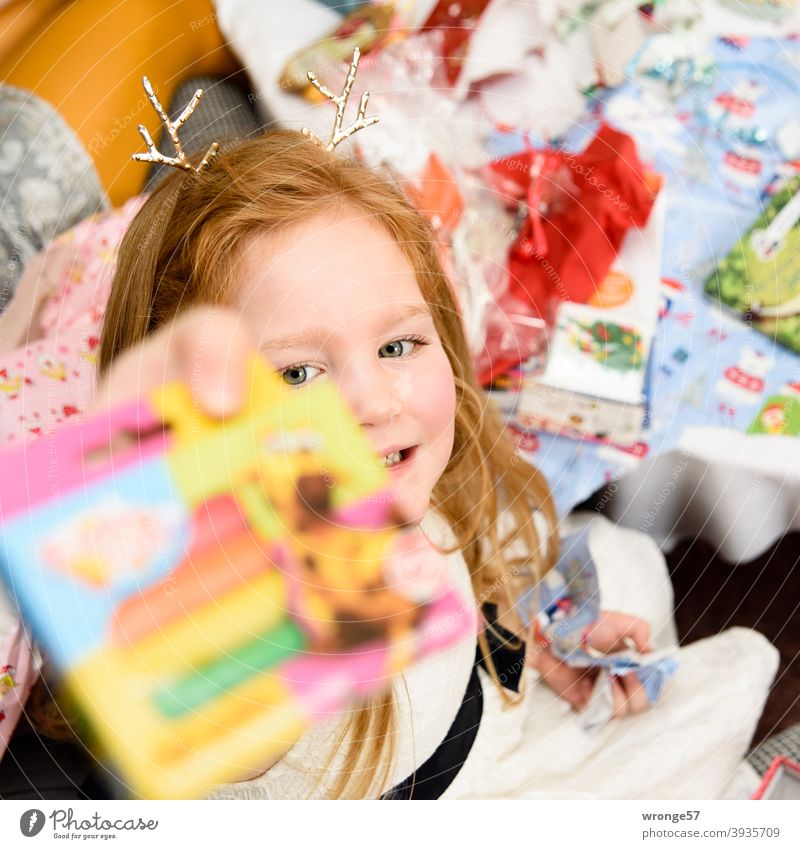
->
[86,127,777,799]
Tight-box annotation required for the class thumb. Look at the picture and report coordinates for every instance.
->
[625,617,652,653]
[589,612,652,654]
[93,307,254,419]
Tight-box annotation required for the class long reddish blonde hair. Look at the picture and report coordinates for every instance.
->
[99,130,558,798]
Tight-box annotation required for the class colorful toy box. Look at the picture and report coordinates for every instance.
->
[0,358,472,798]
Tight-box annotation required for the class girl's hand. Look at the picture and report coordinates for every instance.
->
[529,611,651,717]
[91,306,254,418]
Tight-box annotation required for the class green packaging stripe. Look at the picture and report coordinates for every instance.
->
[154,619,306,718]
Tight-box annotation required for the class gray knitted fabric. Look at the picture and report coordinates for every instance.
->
[144,76,265,193]
[0,85,108,313]
[748,724,800,775]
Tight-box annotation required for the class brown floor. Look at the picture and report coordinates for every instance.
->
[667,532,800,747]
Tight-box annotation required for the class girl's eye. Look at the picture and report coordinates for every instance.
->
[280,364,321,386]
[378,337,425,359]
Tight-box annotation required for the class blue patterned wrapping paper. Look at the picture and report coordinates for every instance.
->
[488,35,800,516]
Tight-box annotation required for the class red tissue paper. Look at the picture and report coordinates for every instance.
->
[487,124,660,316]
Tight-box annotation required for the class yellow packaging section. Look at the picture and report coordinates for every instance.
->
[152,357,386,520]
[68,650,306,799]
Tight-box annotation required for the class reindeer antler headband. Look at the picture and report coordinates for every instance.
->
[300,47,379,151]
[132,47,379,175]
[131,76,219,174]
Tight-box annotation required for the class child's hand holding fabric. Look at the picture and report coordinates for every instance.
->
[506,525,678,729]
[529,610,652,716]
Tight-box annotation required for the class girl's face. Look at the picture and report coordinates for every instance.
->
[234,209,457,523]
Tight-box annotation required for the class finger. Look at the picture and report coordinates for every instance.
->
[590,612,651,654]
[536,652,592,710]
[625,618,652,654]
[177,308,254,418]
[93,307,254,418]
[609,676,630,718]
[619,672,649,714]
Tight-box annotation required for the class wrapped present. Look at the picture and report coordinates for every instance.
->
[705,174,800,353]
[0,358,473,798]
[490,194,664,446]
[748,393,800,435]
[487,124,659,312]
[278,2,405,98]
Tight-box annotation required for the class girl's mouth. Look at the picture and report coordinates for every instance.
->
[381,446,417,471]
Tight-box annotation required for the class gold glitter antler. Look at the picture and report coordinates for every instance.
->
[132,76,220,174]
[302,47,379,152]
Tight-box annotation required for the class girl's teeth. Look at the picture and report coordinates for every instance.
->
[382,450,402,467]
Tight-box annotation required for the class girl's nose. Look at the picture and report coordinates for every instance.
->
[337,359,408,429]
